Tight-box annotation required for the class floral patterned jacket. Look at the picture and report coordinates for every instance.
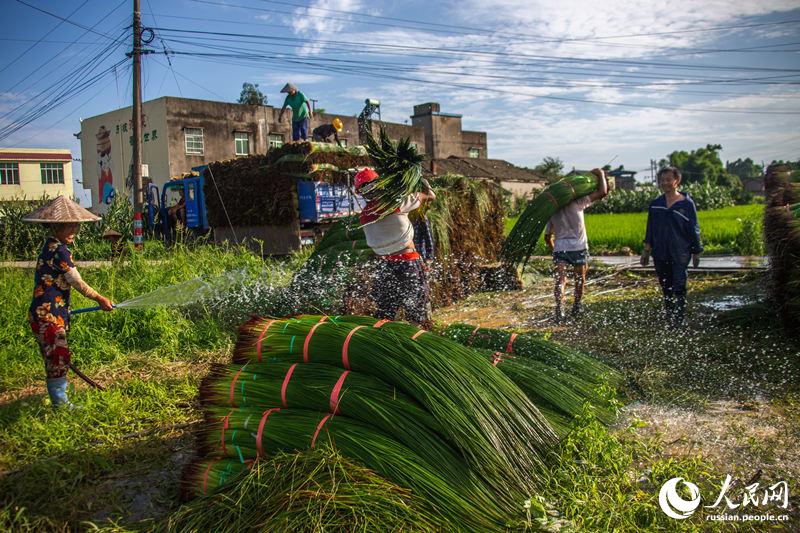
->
[28,237,75,330]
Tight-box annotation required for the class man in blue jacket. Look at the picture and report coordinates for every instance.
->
[641,166,703,328]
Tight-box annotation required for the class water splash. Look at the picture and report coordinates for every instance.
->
[115,270,247,310]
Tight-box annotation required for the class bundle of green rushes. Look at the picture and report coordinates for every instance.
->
[502,172,610,266]
[442,323,621,386]
[362,127,425,221]
[172,446,443,532]
[187,314,558,530]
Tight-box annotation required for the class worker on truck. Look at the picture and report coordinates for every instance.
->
[355,168,436,327]
[312,117,344,146]
[278,82,313,141]
[544,169,609,323]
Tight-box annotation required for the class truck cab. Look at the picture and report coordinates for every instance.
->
[145,169,209,241]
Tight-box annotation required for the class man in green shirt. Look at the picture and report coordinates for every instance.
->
[278,82,313,141]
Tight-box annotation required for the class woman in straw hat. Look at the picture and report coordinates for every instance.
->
[23,196,114,408]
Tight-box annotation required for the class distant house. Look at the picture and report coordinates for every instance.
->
[0,148,74,202]
[606,167,637,190]
[741,176,764,194]
[425,156,546,197]
[568,166,637,190]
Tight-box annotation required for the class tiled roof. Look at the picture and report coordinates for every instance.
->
[0,152,72,161]
[425,157,546,183]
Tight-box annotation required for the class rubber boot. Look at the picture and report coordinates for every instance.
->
[46,377,80,409]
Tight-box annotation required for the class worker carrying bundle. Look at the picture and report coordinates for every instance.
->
[22,196,114,409]
[356,167,436,327]
[544,169,609,323]
[312,117,344,147]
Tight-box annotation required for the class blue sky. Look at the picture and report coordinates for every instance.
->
[2,0,799,202]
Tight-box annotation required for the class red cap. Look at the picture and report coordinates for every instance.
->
[354,168,378,192]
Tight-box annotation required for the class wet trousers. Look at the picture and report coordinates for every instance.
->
[653,257,690,326]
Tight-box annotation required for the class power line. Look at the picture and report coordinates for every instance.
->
[0,0,90,74]
[158,34,800,92]
[188,0,800,48]
[153,27,800,74]
[166,49,800,115]
[15,0,129,43]
[3,2,129,94]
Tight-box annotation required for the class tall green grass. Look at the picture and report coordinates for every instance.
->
[0,243,291,390]
[505,204,764,254]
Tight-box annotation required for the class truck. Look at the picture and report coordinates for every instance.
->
[147,165,365,253]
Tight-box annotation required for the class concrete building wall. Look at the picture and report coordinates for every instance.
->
[165,97,270,179]
[462,130,487,158]
[79,98,168,213]
[0,148,73,201]
[411,102,487,159]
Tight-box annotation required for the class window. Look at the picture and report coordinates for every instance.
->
[268,134,284,149]
[234,132,250,156]
[468,147,480,159]
[0,162,19,185]
[40,163,64,184]
[184,127,204,155]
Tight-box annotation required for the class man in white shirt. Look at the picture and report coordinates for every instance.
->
[544,169,608,323]
[355,167,436,326]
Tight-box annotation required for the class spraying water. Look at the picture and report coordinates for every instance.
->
[72,270,248,314]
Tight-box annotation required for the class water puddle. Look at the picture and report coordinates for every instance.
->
[592,256,767,269]
[699,295,754,312]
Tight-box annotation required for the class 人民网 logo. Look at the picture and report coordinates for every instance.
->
[659,477,701,519]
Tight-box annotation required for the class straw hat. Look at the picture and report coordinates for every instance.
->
[280,82,297,93]
[22,195,101,223]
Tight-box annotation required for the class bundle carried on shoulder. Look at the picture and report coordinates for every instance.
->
[361,128,425,221]
[502,172,612,266]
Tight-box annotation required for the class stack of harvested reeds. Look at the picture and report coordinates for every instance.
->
[763,164,800,336]
[184,314,562,531]
[270,142,369,183]
[203,143,369,227]
[502,172,613,266]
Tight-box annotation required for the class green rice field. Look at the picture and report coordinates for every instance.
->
[505,204,764,255]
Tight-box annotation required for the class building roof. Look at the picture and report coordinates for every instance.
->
[425,156,546,183]
[0,148,72,162]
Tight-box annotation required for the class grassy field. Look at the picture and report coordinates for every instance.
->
[505,204,765,255]
[1,243,797,531]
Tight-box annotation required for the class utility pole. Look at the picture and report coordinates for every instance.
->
[650,159,657,184]
[132,0,143,213]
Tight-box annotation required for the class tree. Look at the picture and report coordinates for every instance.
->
[727,158,762,179]
[659,144,726,185]
[534,156,564,183]
[238,83,268,105]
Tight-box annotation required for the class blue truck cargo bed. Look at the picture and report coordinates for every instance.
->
[297,181,365,223]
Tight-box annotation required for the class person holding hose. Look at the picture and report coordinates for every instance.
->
[544,168,609,323]
[355,168,436,327]
[24,196,114,408]
[641,166,702,328]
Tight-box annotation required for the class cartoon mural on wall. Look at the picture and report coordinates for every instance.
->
[96,126,115,204]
